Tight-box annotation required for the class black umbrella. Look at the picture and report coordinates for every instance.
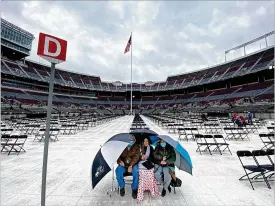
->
[91,148,111,188]
[130,128,158,136]
[130,128,158,144]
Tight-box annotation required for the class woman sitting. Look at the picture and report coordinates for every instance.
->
[137,138,160,201]
[138,138,153,169]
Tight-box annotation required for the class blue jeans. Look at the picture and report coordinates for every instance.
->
[115,165,139,190]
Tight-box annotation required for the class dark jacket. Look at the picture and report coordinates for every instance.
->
[152,143,176,166]
[117,143,140,167]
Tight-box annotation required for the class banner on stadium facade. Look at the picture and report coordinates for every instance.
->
[37,32,67,64]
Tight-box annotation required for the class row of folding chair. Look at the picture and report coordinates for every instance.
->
[243,124,259,133]
[59,125,78,135]
[77,122,89,130]
[1,128,14,135]
[237,149,274,190]
[166,123,182,133]
[202,124,223,134]
[178,128,199,141]
[267,126,275,133]
[195,134,232,155]
[21,125,41,135]
[33,128,60,142]
[1,134,28,155]
[223,127,249,141]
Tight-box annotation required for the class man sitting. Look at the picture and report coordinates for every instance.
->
[116,136,140,199]
[152,139,176,197]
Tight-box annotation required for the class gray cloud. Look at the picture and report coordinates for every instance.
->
[2,1,274,82]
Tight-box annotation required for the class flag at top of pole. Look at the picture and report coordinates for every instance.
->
[124,34,132,54]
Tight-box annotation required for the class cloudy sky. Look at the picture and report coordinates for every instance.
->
[2,1,274,82]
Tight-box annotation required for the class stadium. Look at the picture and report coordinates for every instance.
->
[1,5,274,206]
[1,28,274,117]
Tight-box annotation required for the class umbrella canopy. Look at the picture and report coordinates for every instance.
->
[152,135,193,175]
[91,133,133,189]
[130,128,158,136]
[130,129,158,144]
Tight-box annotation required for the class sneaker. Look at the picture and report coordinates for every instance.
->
[132,189,137,199]
[120,188,125,197]
[161,189,166,197]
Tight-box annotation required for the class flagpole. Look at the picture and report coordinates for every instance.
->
[130,32,133,115]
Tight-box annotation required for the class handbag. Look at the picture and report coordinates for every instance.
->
[142,160,154,170]
[170,177,182,187]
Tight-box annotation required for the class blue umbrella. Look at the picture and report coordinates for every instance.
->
[91,133,134,189]
[150,135,193,175]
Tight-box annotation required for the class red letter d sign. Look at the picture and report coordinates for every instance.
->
[37,33,67,64]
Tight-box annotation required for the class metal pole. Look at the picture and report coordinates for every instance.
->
[41,62,56,206]
[130,32,133,115]
[265,37,268,47]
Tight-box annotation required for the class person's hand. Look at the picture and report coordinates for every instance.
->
[141,155,146,160]
[161,160,166,165]
[119,161,124,167]
[128,165,132,173]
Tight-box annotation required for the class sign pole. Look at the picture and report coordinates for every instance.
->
[41,62,56,206]
[130,32,133,115]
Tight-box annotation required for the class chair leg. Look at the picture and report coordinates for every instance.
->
[239,171,255,190]
[260,172,271,189]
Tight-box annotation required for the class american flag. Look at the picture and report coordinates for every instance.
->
[124,35,132,54]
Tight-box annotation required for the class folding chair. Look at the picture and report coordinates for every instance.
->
[238,128,249,140]
[113,171,135,197]
[50,129,60,141]
[213,135,232,155]
[224,128,233,140]
[34,129,46,141]
[266,149,275,179]
[204,135,222,155]
[167,124,176,133]
[185,128,194,141]
[60,125,67,135]
[195,134,212,155]
[190,128,198,140]
[1,135,28,155]
[251,150,273,187]
[267,127,275,133]
[178,128,186,140]
[237,150,269,190]
[259,134,274,150]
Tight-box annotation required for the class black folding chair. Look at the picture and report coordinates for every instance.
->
[252,150,274,185]
[259,133,274,150]
[204,135,222,155]
[1,135,28,155]
[195,134,218,155]
[213,135,232,155]
[237,150,269,190]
